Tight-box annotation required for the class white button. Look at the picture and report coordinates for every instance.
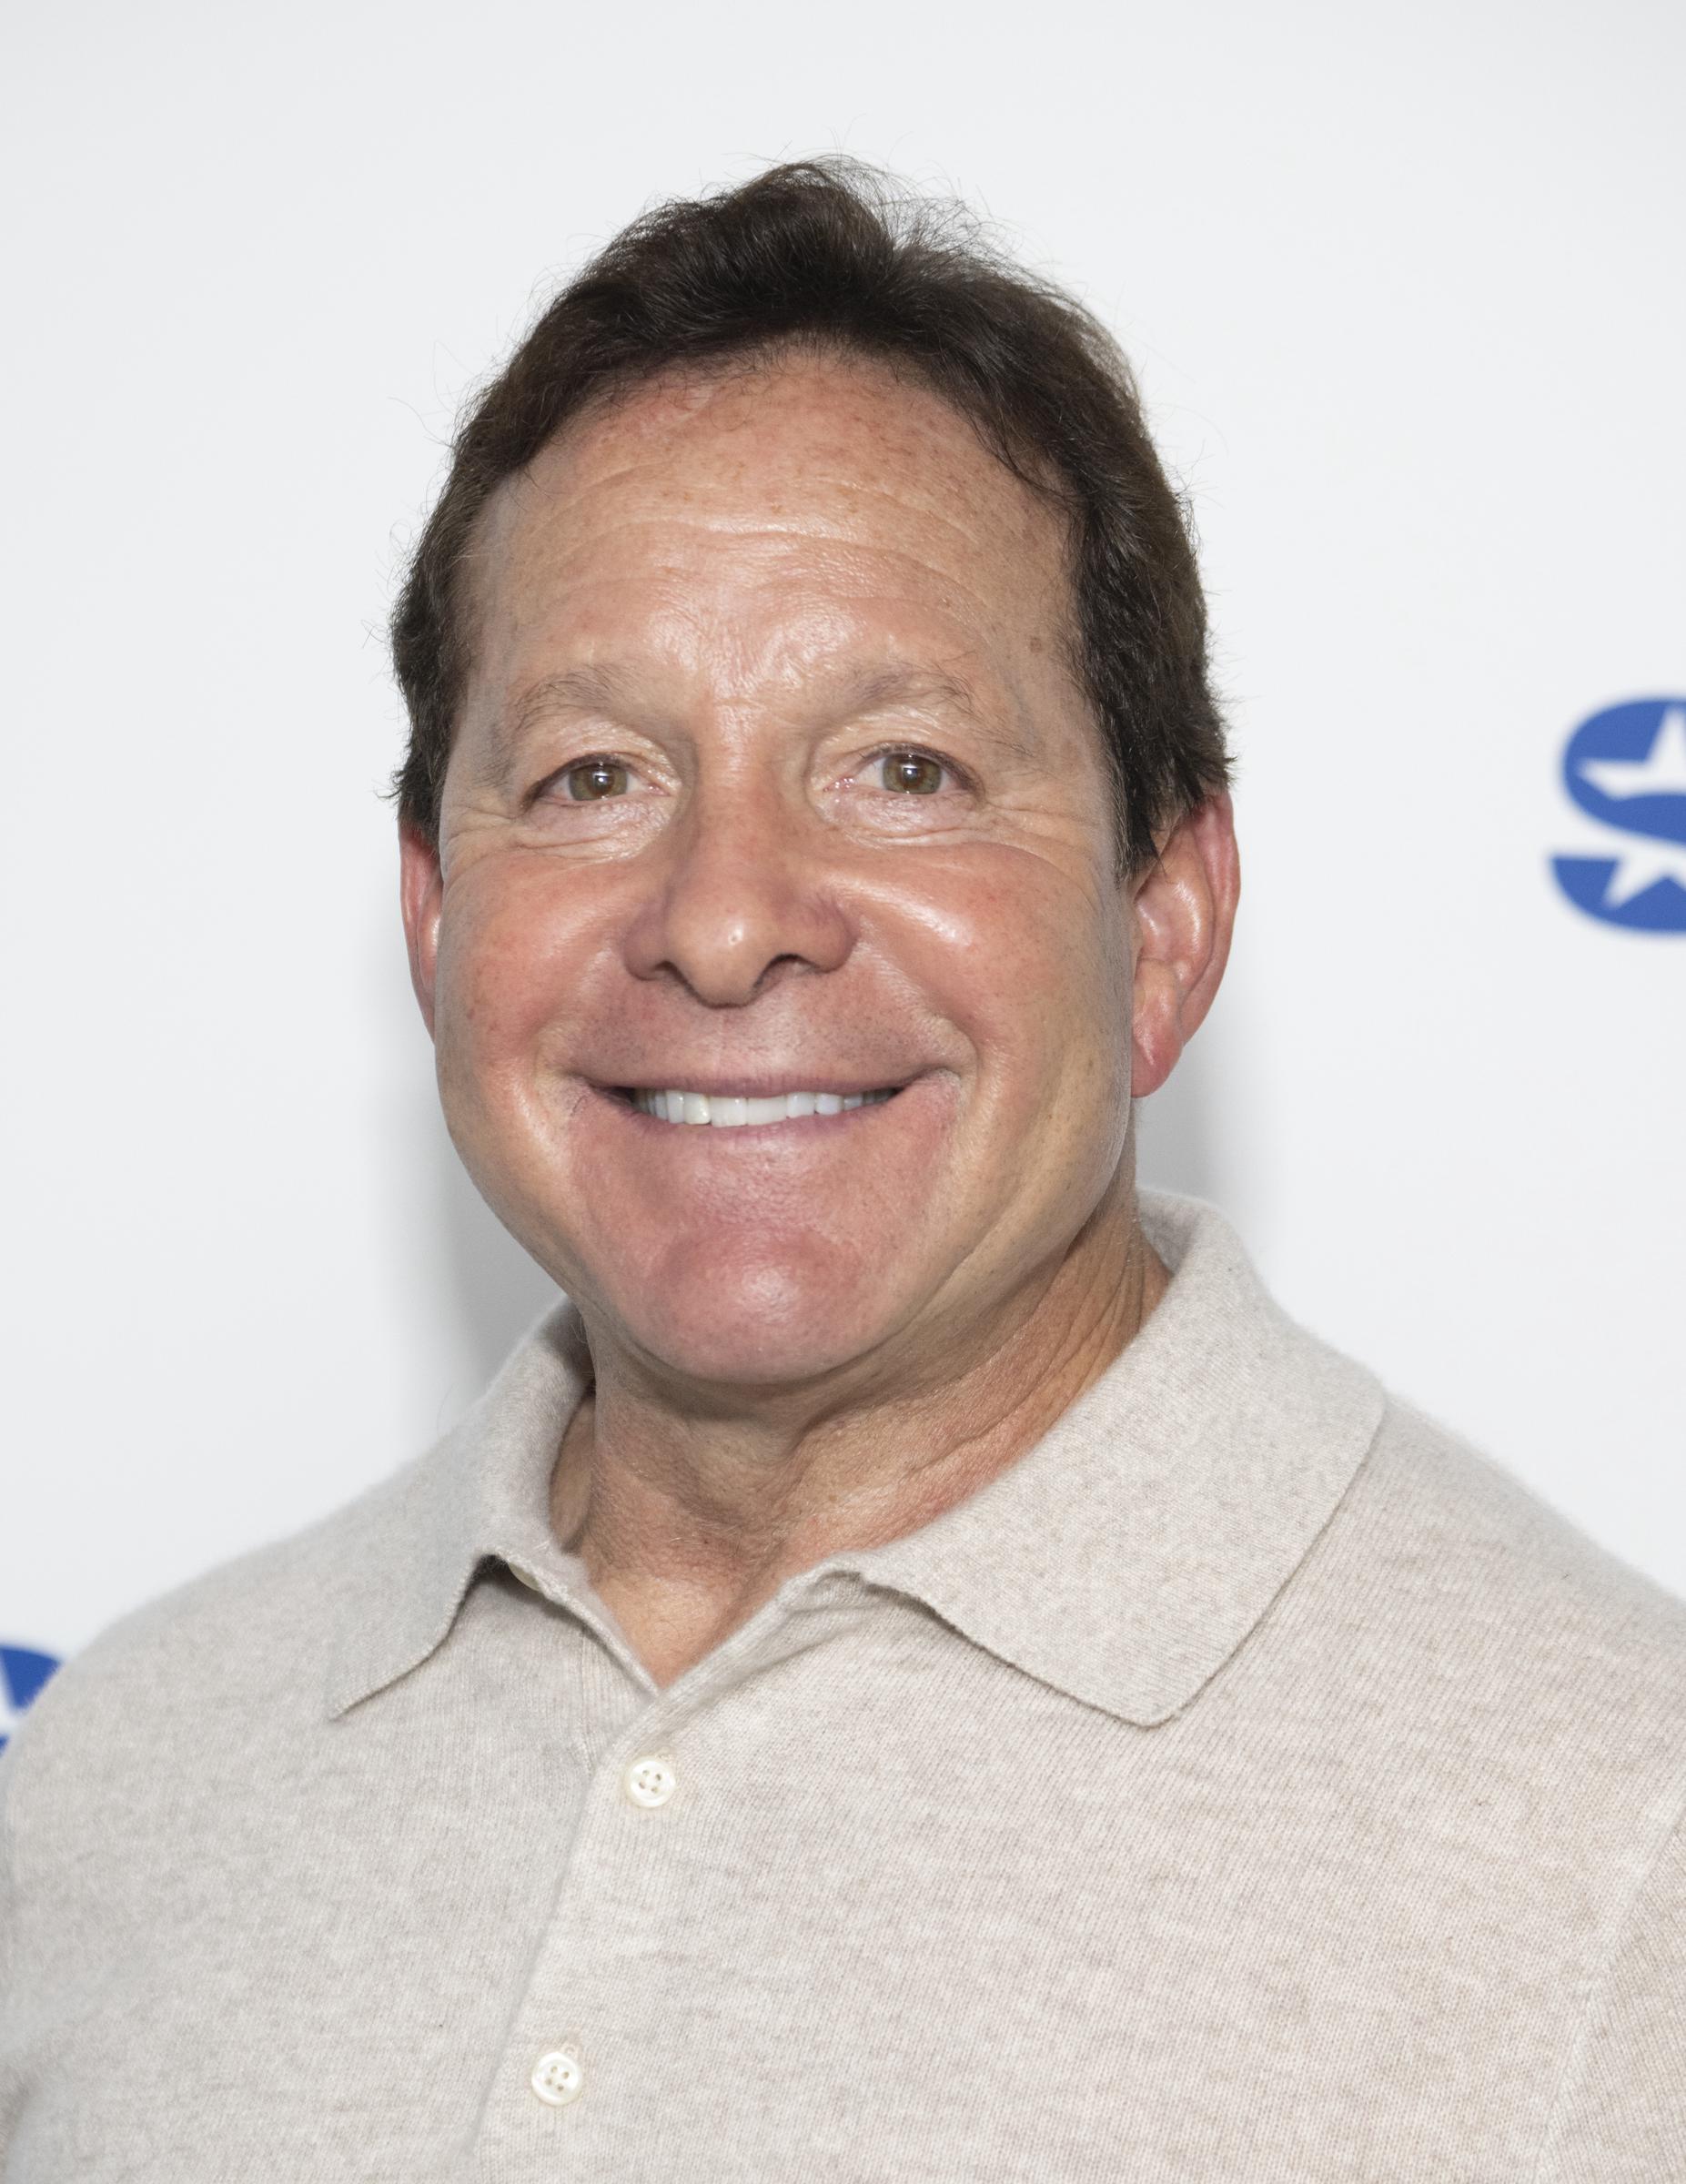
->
[623,1754,677,1808]
[530,2048,583,2106]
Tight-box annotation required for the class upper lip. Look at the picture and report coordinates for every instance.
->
[601,1074,917,1098]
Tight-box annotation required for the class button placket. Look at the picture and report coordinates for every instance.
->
[490,1728,692,2150]
[482,1639,803,2166]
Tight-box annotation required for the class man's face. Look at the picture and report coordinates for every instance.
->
[406,351,1146,1390]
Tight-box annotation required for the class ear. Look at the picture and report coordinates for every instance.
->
[1129,791,1240,1098]
[398,816,445,1040]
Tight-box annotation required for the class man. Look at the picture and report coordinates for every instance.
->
[3,161,1682,2179]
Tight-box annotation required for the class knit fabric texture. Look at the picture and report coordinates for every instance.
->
[3,1188,1683,2179]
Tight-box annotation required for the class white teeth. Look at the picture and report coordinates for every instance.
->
[631,1087,895,1127]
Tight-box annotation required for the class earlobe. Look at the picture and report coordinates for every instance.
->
[398,818,445,1040]
[1129,792,1240,1099]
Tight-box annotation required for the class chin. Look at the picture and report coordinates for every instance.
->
[604,1252,898,1390]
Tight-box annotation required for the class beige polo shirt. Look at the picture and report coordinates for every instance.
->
[3,1189,1684,2179]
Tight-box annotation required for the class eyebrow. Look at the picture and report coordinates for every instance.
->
[495,665,643,757]
[490,658,1036,771]
[839,665,988,723]
[835,664,1041,768]
[469,664,642,789]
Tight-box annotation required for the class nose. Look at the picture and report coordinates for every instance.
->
[621,774,854,1006]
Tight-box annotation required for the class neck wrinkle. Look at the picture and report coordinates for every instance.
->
[548,1188,1167,1622]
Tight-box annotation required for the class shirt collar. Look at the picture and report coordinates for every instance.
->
[325,1190,1385,1727]
[839,1189,1386,1723]
[323,1301,598,1721]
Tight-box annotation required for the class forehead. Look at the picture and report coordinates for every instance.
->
[465,349,1075,689]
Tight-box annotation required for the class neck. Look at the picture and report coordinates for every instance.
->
[550,1184,1169,1685]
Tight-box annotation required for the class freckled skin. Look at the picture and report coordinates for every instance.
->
[400,351,1238,1680]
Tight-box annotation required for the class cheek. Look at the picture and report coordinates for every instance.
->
[434,863,591,1087]
[915,856,1129,1120]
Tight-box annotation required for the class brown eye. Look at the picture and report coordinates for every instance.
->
[563,758,629,801]
[879,751,945,794]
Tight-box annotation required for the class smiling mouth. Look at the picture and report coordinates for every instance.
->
[610,1086,904,1127]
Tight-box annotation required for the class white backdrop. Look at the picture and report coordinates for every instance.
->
[4,0,1681,1724]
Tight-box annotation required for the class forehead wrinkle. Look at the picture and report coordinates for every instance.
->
[526,366,1065,574]
[555,469,1055,572]
[504,530,1049,701]
[480,424,1069,774]
[493,544,1015,716]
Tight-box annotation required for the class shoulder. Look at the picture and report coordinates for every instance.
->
[1359,1393,1686,1671]
[1336,1408,1686,2172]
[1308,1389,1686,1804]
[0,1456,422,1841]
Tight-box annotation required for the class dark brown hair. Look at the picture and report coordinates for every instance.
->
[389,159,1228,873]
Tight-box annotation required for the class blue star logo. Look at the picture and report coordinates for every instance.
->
[1551,699,1686,932]
[0,1643,61,1756]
